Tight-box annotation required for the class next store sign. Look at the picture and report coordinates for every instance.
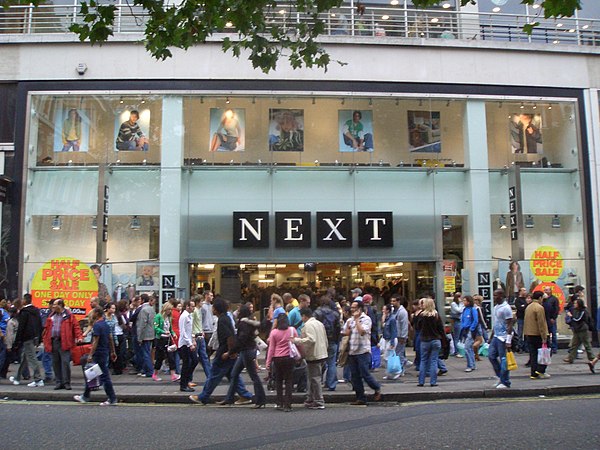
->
[233,212,393,248]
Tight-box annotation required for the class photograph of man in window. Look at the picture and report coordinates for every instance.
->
[339,110,374,152]
[116,110,149,151]
[510,113,542,154]
[209,108,245,152]
[269,109,304,152]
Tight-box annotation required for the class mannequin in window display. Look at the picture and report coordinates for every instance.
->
[342,110,373,151]
[493,278,506,294]
[210,109,241,152]
[530,278,543,294]
[116,110,149,151]
[511,113,542,154]
[505,261,524,303]
[61,109,82,152]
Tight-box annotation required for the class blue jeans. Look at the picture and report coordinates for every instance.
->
[37,349,53,380]
[516,318,528,351]
[83,353,116,403]
[348,352,381,402]
[413,331,421,368]
[464,334,476,369]
[419,339,441,385]
[132,335,141,371]
[0,338,6,377]
[140,340,154,377]
[397,339,407,368]
[197,355,252,404]
[325,341,338,390]
[452,320,461,354]
[548,321,558,352]
[225,349,265,405]
[488,337,510,387]
[195,336,212,379]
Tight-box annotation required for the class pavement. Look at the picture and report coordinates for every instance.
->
[1,348,599,405]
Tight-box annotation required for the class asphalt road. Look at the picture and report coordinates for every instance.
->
[2,395,599,449]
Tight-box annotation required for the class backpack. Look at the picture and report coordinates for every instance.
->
[317,307,340,342]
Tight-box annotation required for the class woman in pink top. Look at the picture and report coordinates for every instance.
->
[266,314,298,412]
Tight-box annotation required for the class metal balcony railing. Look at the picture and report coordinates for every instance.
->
[0,3,598,47]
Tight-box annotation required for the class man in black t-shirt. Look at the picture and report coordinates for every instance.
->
[514,288,530,352]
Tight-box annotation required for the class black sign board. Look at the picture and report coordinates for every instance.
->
[275,212,311,248]
[317,212,352,248]
[481,300,492,328]
[162,290,175,302]
[357,212,393,248]
[477,272,490,286]
[162,275,175,289]
[233,212,269,248]
[478,286,491,300]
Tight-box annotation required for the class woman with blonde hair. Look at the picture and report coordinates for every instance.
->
[415,298,445,387]
[153,302,178,382]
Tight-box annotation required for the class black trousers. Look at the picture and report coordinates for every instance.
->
[526,335,547,376]
[178,345,198,389]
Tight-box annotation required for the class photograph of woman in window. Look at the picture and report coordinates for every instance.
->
[61,109,82,152]
[339,110,374,152]
[209,108,244,152]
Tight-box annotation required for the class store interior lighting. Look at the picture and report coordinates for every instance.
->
[51,215,62,231]
[91,216,97,229]
[442,215,452,230]
[130,215,141,230]
[525,215,534,229]
[552,215,561,228]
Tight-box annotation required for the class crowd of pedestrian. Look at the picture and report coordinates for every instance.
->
[0,282,597,409]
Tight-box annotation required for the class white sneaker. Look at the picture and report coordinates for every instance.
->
[496,383,509,389]
[382,375,388,380]
[536,372,551,379]
[465,368,473,373]
[36,380,44,387]
[73,395,88,403]
[404,361,414,367]
[9,376,19,386]
[455,354,464,358]
[392,373,402,380]
[27,381,38,387]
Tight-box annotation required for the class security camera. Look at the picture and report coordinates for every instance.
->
[76,63,87,75]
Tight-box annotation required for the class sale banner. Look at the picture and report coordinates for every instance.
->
[533,282,566,312]
[530,245,563,282]
[30,257,98,316]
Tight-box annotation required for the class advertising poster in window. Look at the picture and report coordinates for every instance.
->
[136,262,159,291]
[269,109,304,152]
[115,108,151,151]
[53,108,91,152]
[510,113,543,154]
[408,111,441,153]
[209,108,245,152]
[338,110,374,152]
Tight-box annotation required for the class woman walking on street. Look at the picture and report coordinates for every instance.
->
[153,302,178,382]
[460,296,479,372]
[266,314,297,412]
[563,298,594,366]
[415,298,445,387]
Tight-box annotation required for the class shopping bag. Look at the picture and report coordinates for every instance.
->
[478,342,489,358]
[84,363,102,382]
[537,343,552,366]
[370,346,381,369]
[71,344,92,366]
[386,351,403,375]
[456,341,466,357]
[83,362,101,390]
[506,350,518,371]
[289,328,303,361]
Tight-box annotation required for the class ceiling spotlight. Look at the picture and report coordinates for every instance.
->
[525,215,535,229]
[130,215,141,230]
[492,7,501,13]
[431,17,439,23]
[91,217,98,230]
[341,98,345,105]
[442,215,452,231]
[252,96,256,104]
[520,102,525,109]
[225,97,230,104]
[533,103,537,109]
[51,215,62,231]
[419,99,423,107]
[141,99,146,104]
[442,2,451,9]
[499,215,507,230]
[446,99,450,107]
[312,97,315,105]
[119,97,123,104]
[552,215,561,229]
[382,15,390,20]
[557,23,563,28]
[391,0,399,5]
[369,98,373,106]
[548,105,552,110]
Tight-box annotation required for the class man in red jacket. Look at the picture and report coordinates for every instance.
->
[43,298,83,390]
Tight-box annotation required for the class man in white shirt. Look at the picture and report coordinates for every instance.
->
[178,300,198,392]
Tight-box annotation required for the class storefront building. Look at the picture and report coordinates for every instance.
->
[0,1,599,332]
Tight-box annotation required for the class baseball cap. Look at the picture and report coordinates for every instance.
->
[351,288,362,295]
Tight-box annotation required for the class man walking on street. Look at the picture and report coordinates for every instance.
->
[179,299,198,392]
[391,294,410,370]
[314,295,341,391]
[542,286,559,354]
[488,289,514,389]
[137,294,156,378]
[525,291,550,379]
[343,300,382,406]
[201,290,215,356]
[42,298,82,390]
[10,294,45,387]
[293,308,328,409]
[191,294,211,379]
